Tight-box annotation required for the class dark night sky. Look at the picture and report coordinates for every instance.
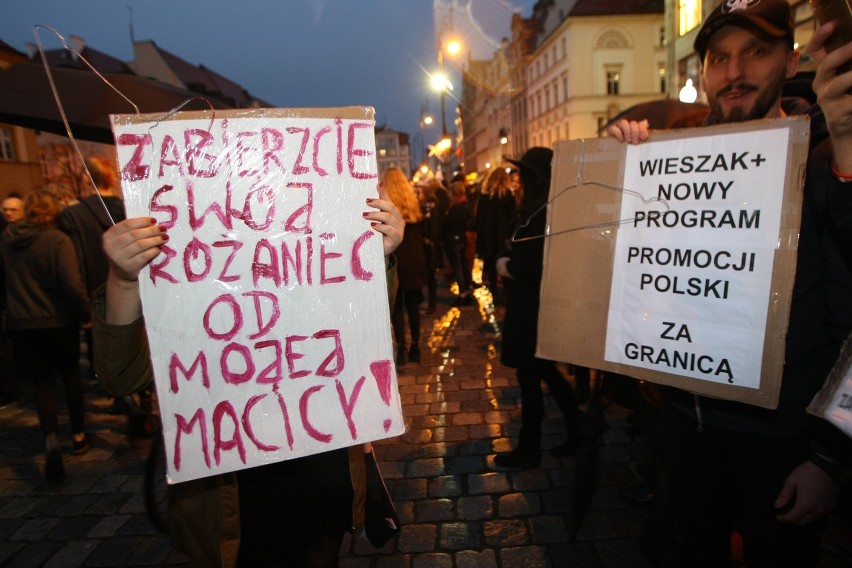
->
[1,0,537,148]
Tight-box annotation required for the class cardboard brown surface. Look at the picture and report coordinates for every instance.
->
[537,117,810,409]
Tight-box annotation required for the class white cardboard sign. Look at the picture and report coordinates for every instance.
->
[110,107,404,484]
[604,129,790,389]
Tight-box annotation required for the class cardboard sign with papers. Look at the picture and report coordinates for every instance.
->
[537,117,810,409]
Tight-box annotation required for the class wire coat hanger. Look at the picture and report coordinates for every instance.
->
[510,138,670,243]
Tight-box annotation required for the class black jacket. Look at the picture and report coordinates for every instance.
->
[475,193,515,260]
[58,195,126,296]
[499,192,548,369]
[1,222,90,330]
[665,98,852,470]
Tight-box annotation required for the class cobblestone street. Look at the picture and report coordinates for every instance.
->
[0,286,850,567]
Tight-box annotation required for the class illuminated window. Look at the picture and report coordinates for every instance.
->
[679,0,701,36]
[606,70,620,95]
[0,127,14,162]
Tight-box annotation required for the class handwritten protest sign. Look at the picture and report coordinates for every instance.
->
[537,118,810,408]
[809,331,852,439]
[111,107,404,483]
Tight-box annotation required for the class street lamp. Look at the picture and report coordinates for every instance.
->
[419,110,433,163]
[433,34,461,178]
[431,71,453,138]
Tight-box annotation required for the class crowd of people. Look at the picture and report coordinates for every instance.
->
[378,162,525,363]
[0,157,137,482]
[0,2,850,565]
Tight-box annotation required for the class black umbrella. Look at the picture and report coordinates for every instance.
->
[602,98,710,133]
[0,62,232,144]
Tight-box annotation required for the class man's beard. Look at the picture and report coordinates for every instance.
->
[707,75,785,123]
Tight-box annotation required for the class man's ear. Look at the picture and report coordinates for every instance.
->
[786,49,801,79]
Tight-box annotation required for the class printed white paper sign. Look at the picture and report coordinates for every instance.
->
[604,129,790,389]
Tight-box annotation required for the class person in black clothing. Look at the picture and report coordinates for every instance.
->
[57,157,154,436]
[474,167,515,303]
[493,147,582,468]
[383,167,428,365]
[442,181,472,306]
[417,180,444,314]
[0,192,22,406]
[58,157,126,376]
[609,2,852,564]
[2,189,92,481]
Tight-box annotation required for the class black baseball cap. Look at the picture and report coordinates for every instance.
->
[694,0,794,60]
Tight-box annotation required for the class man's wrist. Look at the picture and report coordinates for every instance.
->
[809,451,845,483]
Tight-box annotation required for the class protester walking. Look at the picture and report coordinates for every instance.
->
[384,167,428,364]
[474,167,515,304]
[493,147,583,468]
[443,181,473,306]
[1,188,92,482]
[418,180,444,314]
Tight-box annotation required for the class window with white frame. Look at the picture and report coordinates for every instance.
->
[678,0,701,36]
[0,127,15,162]
[606,70,620,95]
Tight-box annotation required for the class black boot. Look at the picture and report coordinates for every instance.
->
[396,345,407,366]
[494,445,541,468]
[408,344,421,363]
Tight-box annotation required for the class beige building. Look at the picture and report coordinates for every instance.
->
[459,0,666,177]
[526,0,666,147]
[460,43,514,176]
[375,126,411,180]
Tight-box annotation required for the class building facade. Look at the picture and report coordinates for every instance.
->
[0,41,41,199]
[459,0,665,177]
[375,126,411,180]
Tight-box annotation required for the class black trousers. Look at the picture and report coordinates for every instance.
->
[9,326,85,437]
[391,288,422,348]
[516,357,579,449]
[663,405,825,567]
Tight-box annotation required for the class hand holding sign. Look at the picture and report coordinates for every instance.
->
[365,184,404,257]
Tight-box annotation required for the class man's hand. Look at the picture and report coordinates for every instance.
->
[607,119,650,145]
[496,257,513,280]
[774,460,840,525]
[807,20,852,172]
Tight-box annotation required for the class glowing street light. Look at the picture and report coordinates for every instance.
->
[430,72,454,96]
[445,38,461,57]
[679,78,698,103]
[432,32,462,177]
